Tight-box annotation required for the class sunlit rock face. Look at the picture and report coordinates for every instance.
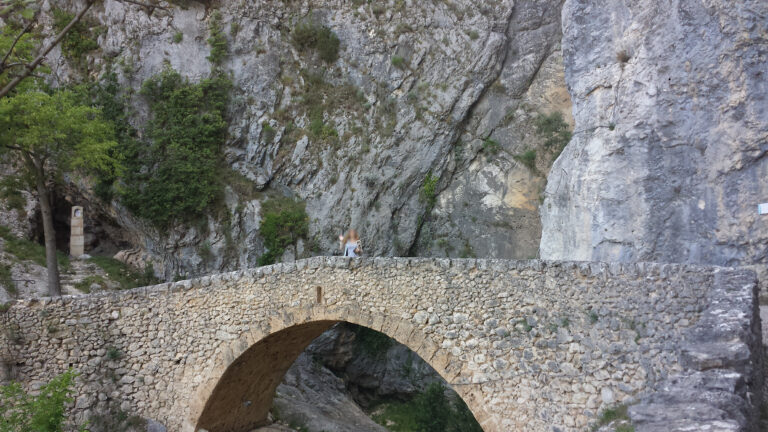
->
[541,0,768,266]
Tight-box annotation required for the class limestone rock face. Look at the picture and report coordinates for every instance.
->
[34,0,568,277]
[541,0,768,265]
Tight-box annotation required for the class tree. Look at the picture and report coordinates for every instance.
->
[0,89,120,296]
[0,0,168,99]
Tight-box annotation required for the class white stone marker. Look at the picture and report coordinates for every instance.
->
[70,206,84,257]
[759,203,768,215]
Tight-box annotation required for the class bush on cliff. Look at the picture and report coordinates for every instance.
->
[258,196,309,265]
[120,68,231,228]
[0,369,84,432]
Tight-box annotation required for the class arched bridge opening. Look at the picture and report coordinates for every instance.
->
[195,318,484,432]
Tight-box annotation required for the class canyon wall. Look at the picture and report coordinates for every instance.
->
[541,0,768,265]
[33,0,569,279]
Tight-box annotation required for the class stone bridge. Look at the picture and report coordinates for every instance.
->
[0,258,763,431]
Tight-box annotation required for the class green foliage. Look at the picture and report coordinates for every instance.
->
[291,22,340,63]
[0,263,14,296]
[588,310,599,324]
[88,256,158,290]
[52,8,100,69]
[373,382,482,432]
[353,325,393,357]
[0,369,79,432]
[207,11,228,66]
[199,241,213,263]
[0,226,70,271]
[0,177,26,212]
[257,196,309,265]
[459,238,475,258]
[85,69,136,201]
[293,71,363,147]
[172,31,183,43]
[514,149,537,171]
[0,88,121,182]
[534,111,572,151]
[308,117,338,141]
[420,171,439,210]
[391,55,406,69]
[106,346,122,361]
[74,275,106,294]
[0,10,41,93]
[121,68,231,227]
[592,403,633,431]
[467,30,479,40]
[88,405,146,432]
[261,122,276,143]
[482,137,501,158]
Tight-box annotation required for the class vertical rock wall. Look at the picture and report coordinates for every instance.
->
[541,0,768,265]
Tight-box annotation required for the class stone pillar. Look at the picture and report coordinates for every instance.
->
[70,206,84,257]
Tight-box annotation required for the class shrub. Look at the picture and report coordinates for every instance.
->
[172,31,183,43]
[0,177,26,212]
[372,382,483,432]
[0,369,80,432]
[514,149,537,171]
[88,68,136,202]
[88,256,158,290]
[291,22,340,63]
[588,310,599,324]
[371,3,386,17]
[74,275,106,293]
[106,346,123,360]
[482,137,501,158]
[121,68,231,227]
[89,405,146,432]
[420,171,439,210]
[353,325,393,357]
[52,8,100,65]
[261,123,276,143]
[257,196,309,265]
[592,404,633,431]
[207,11,228,66]
[391,55,406,69]
[534,111,572,151]
[0,263,14,296]
[616,49,631,63]
[467,30,479,40]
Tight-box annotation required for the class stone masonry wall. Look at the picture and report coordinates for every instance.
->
[0,258,761,431]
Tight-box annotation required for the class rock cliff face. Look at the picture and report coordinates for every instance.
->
[541,0,768,265]
[35,0,568,278]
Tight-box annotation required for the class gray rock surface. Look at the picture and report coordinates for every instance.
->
[307,324,444,404]
[265,323,450,431]
[541,0,768,266]
[270,351,388,432]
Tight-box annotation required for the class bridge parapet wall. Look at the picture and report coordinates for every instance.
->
[0,258,760,431]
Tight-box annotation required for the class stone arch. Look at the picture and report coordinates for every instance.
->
[187,304,495,432]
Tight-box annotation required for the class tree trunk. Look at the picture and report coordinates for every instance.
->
[35,172,61,296]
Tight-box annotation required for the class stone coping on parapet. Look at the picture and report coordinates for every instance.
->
[3,257,748,309]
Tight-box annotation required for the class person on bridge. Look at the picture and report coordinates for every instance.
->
[339,229,362,257]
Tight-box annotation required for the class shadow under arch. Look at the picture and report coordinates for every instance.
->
[189,305,494,432]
